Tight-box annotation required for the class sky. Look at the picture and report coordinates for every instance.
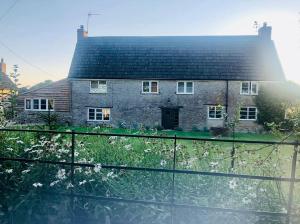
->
[0,0,300,87]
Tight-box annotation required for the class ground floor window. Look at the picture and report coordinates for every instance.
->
[239,107,257,120]
[25,98,54,111]
[208,106,224,119]
[88,108,110,121]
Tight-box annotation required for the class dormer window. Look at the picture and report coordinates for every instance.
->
[240,81,258,95]
[90,80,107,93]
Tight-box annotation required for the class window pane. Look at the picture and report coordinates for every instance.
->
[89,109,95,120]
[48,100,54,110]
[96,112,102,120]
[186,82,193,93]
[178,82,185,93]
[241,82,249,94]
[240,107,248,119]
[33,99,39,110]
[103,109,110,120]
[98,81,107,93]
[248,108,257,119]
[25,100,31,109]
[215,109,222,118]
[251,82,258,94]
[151,82,158,93]
[143,82,150,92]
[41,99,47,110]
[208,106,215,118]
[91,81,98,89]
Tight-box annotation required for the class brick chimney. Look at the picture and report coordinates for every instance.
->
[77,25,88,41]
[258,22,272,40]
[0,58,6,80]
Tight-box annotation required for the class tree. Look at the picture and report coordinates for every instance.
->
[255,81,300,131]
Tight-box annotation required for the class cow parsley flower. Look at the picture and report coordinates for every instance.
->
[50,180,60,187]
[33,183,43,188]
[66,182,74,189]
[6,148,13,151]
[5,169,13,174]
[79,180,87,186]
[209,161,219,168]
[203,151,209,157]
[160,160,167,167]
[94,163,102,173]
[144,148,151,153]
[229,179,238,189]
[16,140,24,144]
[56,169,66,180]
[21,169,30,174]
[124,144,132,151]
[242,197,251,204]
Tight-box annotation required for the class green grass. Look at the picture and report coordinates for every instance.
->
[57,126,281,141]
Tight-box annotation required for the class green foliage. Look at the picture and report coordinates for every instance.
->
[0,129,298,223]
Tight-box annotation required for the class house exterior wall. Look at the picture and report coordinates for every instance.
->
[71,79,269,132]
[16,79,72,125]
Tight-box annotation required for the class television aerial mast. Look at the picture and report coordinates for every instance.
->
[87,11,101,33]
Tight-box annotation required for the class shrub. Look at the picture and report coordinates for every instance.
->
[210,127,229,137]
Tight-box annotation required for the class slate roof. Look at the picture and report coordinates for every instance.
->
[0,72,15,90]
[68,35,285,81]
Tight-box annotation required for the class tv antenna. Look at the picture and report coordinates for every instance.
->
[87,11,101,32]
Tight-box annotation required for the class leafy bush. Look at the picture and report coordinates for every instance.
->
[210,127,229,137]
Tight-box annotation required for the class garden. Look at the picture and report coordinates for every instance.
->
[0,125,300,224]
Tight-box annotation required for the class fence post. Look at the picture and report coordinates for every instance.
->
[70,130,75,224]
[286,142,298,224]
[171,135,177,224]
[230,125,236,170]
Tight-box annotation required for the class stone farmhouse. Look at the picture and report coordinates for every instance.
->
[17,23,285,131]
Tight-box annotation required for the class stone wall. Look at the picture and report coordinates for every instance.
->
[71,79,267,132]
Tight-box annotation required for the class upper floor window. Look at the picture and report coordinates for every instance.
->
[239,107,257,120]
[90,80,107,93]
[240,81,258,95]
[177,81,194,94]
[208,106,224,119]
[88,108,110,121]
[142,81,158,93]
[25,98,54,111]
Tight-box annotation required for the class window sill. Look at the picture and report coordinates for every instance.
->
[239,119,257,121]
[176,93,194,95]
[87,120,110,122]
[208,118,223,120]
[89,92,107,94]
[141,92,160,95]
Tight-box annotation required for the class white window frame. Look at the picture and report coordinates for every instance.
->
[142,81,159,94]
[176,81,194,94]
[239,107,257,121]
[90,80,107,94]
[87,108,111,121]
[240,81,259,95]
[207,106,224,119]
[24,98,54,111]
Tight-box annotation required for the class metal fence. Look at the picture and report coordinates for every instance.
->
[0,128,299,223]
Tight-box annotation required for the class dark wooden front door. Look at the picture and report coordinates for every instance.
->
[161,108,179,129]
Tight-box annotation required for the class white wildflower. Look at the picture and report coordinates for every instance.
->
[66,182,74,189]
[79,180,87,186]
[249,192,257,198]
[5,169,13,174]
[109,136,117,140]
[24,148,31,152]
[56,169,66,180]
[33,182,43,188]
[209,161,219,168]
[242,197,251,204]
[50,180,60,187]
[120,137,128,142]
[7,148,13,151]
[229,179,238,189]
[74,151,79,157]
[16,140,24,144]
[160,160,167,167]
[21,169,30,174]
[89,179,95,182]
[124,144,132,151]
[144,148,151,153]
[94,163,102,173]
[203,151,209,157]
